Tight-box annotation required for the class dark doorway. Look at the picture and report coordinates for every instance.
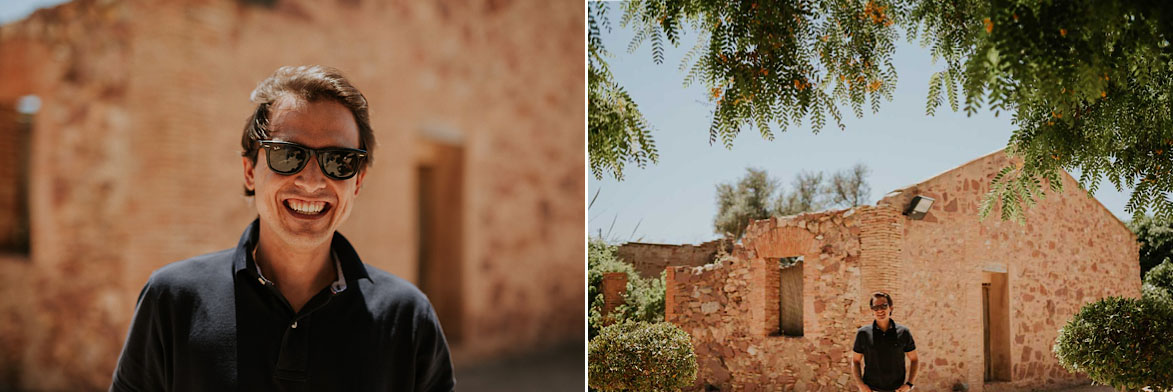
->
[982,271,1010,382]
[416,141,464,344]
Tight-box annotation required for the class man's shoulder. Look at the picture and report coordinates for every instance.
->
[144,248,236,294]
[356,265,436,305]
[355,264,436,317]
[857,324,873,334]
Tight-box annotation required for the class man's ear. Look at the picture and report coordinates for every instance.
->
[354,168,367,195]
[243,157,256,193]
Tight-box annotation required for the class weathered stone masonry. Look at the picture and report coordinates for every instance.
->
[667,208,871,390]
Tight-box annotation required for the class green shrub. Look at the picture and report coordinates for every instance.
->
[1054,296,1173,391]
[1129,215,1173,279]
[1146,283,1173,308]
[588,321,697,392]
[588,239,665,339]
[618,270,666,324]
[1143,258,1173,307]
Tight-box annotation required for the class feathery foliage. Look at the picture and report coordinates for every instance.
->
[589,0,1173,222]
[912,0,1173,223]
[590,3,659,181]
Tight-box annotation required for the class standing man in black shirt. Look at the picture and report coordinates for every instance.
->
[852,292,919,392]
[110,65,455,391]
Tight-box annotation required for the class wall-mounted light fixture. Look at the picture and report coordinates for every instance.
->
[904,195,935,220]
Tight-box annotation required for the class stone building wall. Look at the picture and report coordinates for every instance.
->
[617,240,730,279]
[666,151,1140,392]
[0,0,584,389]
[878,151,1140,391]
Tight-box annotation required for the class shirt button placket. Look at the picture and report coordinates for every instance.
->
[275,317,309,382]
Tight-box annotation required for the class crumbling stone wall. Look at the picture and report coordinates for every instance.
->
[617,240,730,279]
[601,272,628,324]
[666,209,868,390]
[0,0,583,389]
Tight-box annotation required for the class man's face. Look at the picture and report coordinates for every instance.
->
[871,296,891,322]
[243,97,366,250]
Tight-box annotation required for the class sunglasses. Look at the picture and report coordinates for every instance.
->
[870,304,890,311]
[259,140,367,180]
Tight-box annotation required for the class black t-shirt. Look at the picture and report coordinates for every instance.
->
[853,319,916,390]
[110,219,455,391]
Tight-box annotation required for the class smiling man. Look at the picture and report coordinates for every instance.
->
[111,65,455,391]
[852,292,919,392]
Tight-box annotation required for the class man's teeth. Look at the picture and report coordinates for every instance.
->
[288,200,326,214]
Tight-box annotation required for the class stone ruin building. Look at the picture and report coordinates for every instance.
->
[0,0,582,389]
[621,151,1140,391]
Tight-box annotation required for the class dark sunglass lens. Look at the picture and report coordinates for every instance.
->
[321,151,360,179]
[268,144,308,174]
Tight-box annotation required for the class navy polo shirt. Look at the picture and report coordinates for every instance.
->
[110,219,455,391]
[852,319,916,390]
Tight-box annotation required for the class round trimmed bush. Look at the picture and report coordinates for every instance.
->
[588,321,697,392]
[1054,296,1173,391]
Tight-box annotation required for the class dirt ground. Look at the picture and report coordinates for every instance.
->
[454,348,1131,392]
[454,342,584,391]
[1048,385,1115,392]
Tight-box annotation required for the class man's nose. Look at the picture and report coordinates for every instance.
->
[293,156,328,192]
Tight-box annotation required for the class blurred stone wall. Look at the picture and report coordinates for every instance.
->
[0,0,584,389]
[664,151,1140,392]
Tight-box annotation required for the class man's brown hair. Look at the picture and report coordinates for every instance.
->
[869,291,893,307]
[240,65,376,196]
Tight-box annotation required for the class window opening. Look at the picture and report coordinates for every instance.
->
[0,95,36,254]
[779,256,803,337]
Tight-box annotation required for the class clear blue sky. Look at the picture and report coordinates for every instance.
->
[588,11,1134,245]
[0,0,70,24]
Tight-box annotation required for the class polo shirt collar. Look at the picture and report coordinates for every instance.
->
[872,318,899,334]
[232,218,372,287]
